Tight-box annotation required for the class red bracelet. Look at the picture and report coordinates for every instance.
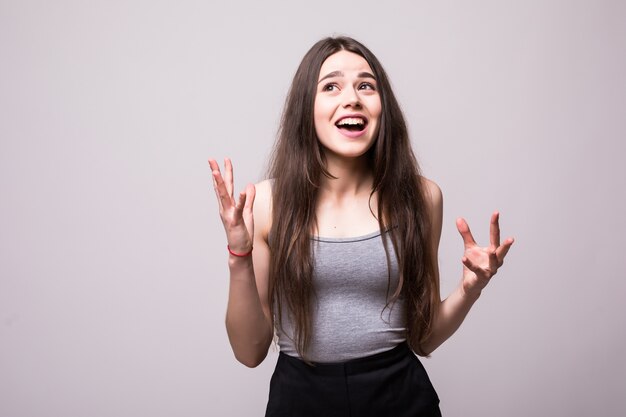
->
[227,245,253,257]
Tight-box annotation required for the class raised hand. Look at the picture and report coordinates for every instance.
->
[208,157,255,255]
[456,211,514,297]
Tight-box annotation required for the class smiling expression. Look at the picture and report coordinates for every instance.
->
[314,50,382,161]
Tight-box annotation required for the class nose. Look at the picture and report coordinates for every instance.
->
[342,87,361,108]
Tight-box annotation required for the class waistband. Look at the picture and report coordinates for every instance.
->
[278,342,414,376]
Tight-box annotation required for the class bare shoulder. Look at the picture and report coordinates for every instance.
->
[420,177,443,246]
[253,179,273,242]
[254,179,273,200]
[420,176,443,209]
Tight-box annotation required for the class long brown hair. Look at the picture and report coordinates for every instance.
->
[267,36,438,358]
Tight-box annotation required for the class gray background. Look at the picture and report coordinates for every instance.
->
[1,0,625,416]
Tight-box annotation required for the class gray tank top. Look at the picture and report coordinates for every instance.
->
[275,230,407,363]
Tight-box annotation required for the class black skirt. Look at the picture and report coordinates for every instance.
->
[265,342,441,417]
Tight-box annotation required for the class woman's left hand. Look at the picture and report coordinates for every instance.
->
[457,211,514,298]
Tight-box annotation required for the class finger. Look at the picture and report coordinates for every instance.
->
[489,248,499,274]
[496,237,515,265]
[235,189,246,218]
[462,254,496,279]
[224,157,234,198]
[490,211,501,249]
[457,218,477,248]
[243,183,256,213]
[208,158,222,180]
[461,255,481,274]
[243,183,256,238]
[208,159,222,188]
[208,159,221,197]
[210,175,222,210]
[213,169,233,211]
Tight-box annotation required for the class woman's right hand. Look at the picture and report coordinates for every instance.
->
[208,158,255,255]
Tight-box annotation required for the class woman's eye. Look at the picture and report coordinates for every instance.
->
[323,83,338,92]
[359,82,376,91]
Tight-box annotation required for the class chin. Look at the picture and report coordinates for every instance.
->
[324,143,375,161]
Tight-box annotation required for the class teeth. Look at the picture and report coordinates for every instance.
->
[336,117,365,126]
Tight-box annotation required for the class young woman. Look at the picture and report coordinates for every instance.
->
[209,36,514,417]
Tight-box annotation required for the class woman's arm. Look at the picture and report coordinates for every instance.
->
[209,159,273,367]
[418,179,514,356]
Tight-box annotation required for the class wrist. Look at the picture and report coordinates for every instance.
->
[228,253,254,269]
[459,285,482,302]
[227,244,253,257]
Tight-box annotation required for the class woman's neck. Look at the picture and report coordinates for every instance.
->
[314,154,379,238]
[318,155,373,201]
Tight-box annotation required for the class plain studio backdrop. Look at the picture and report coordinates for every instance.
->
[1,1,625,416]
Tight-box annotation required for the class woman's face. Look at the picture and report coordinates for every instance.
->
[313,50,382,161]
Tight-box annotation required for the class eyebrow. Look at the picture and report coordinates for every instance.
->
[317,71,376,83]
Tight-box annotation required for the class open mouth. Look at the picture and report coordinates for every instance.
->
[335,116,367,133]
